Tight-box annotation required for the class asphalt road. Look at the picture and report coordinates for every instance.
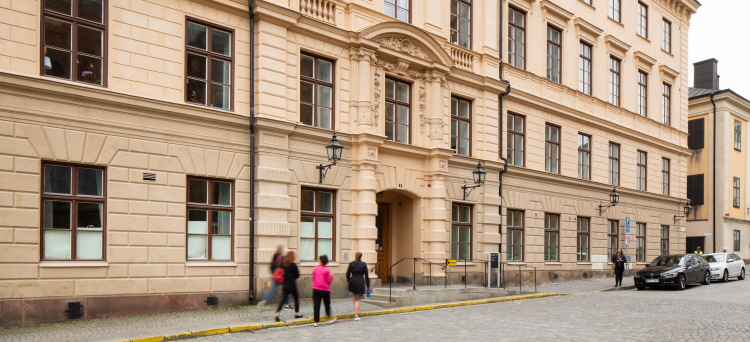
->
[193,277,750,342]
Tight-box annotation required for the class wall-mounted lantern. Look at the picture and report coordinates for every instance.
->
[674,200,692,224]
[598,187,620,215]
[462,162,487,200]
[317,133,343,183]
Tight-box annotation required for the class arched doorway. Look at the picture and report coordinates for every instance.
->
[375,189,421,282]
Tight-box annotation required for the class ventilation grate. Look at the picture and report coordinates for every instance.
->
[65,302,84,319]
[143,173,156,182]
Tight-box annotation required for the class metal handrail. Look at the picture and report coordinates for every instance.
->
[377,257,492,302]
[499,262,539,293]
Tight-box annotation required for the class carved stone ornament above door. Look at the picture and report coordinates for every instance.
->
[373,38,434,62]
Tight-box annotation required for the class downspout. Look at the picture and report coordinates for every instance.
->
[711,92,716,253]
[248,0,256,302]
[498,0,512,254]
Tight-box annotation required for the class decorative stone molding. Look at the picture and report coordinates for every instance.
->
[353,226,378,239]
[367,148,377,159]
[439,160,447,170]
[373,37,434,62]
[351,177,378,190]
[659,65,679,83]
[257,167,292,183]
[256,222,292,236]
[349,47,374,61]
[605,35,631,59]
[634,51,657,71]
[422,251,448,260]
[427,118,444,140]
[257,194,291,209]
[353,202,378,215]
[425,70,446,83]
[371,55,436,132]
[423,207,447,220]
[353,101,375,126]
[423,230,449,242]
[483,213,502,225]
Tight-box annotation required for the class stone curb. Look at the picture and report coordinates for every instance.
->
[118,293,564,342]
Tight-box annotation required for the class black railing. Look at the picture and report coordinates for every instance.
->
[377,258,492,303]
[499,262,538,293]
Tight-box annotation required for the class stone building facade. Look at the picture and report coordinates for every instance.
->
[0,0,698,325]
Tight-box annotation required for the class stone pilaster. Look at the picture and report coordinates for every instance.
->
[349,47,378,135]
[349,133,384,276]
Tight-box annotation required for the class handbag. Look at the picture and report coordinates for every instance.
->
[272,255,284,283]
[366,288,371,297]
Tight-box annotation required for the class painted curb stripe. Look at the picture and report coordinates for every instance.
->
[127,293,565,341]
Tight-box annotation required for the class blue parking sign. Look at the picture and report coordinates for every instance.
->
[625,217,630,227]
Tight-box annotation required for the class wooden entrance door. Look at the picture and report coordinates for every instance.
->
[376,203,390,282]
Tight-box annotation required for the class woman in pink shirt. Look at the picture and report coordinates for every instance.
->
[312,255,335,327]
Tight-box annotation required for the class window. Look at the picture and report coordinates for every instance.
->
[545,124,560,173]
[734,230,741,251]
[688,118,705,150]
[385,78,411,143]
[544,214,559,262]
[506,210,524,261]
[733,177,741,208]
[508,7,526,69]
[451,97,471,156]
[581,0,591,5]
[735,120,742,151]
[638,71,648,116]
[609,57,620,106]
[607,220,618,259]
[687,174,705,206]
[636,222,646,262]
[546,26,562,83]
[42,163,105,260]
[609,0,620,22]
[186,20,233,110]
[662,83,671,126]
[577,217,590,262]
[637,2,648,38]
[637,150,647,191]
[661,19,671,53]
[187,178,233,260]
[507,113,525,166]
[609,142,620,185]
[578,133,591,180]
[579,42,592,95]
[300,188,335,261]
[451,204,472,260]
[661,225,669,256]
[662,158,670,195]
[450,0,472,49]
[42,0,106,85]
[384,0,409,22]
[300,54,334,129]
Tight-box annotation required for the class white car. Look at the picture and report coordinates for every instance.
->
[702,253,746,282]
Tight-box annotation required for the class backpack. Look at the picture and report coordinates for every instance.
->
[273,254,285,283]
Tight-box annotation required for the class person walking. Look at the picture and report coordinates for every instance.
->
[274,251,303,322]
[258,246,291,309]
[346,252,370,321]
[312,255,335,327]
[612,248,627,287]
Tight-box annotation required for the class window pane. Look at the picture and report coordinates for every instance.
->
[77,54,102,84]
[452,225,459,243]
[301,190,315,211]
[459,243,470,260]
[397,82,409,103]
[301,55,314,78]
[212,211,231,235]
[318,239,332,259]
[460,121,469,138]
[211,59,231,85]
[76,231,102,259]
[211,235,231,260]
[211,29,232,56]
[211,84,231,109]
[460,226,470,243]
[45,17,71,49]
[459,100,470,118]
[317,107,331,129]
[396,8,408,22]
[319,192,333,213]
[300,81,314,103]
[187,53,207,79]
[452,204,459,222]
[79,0,103,23]
[77,168,102,196]
[318,217,333,238]
[77,202,102,229]
[187,210,208,234]
[397,125,408,143]
[300,238,315,260]
[317,85,332,108]
[384,3,394,17]
[385,79,395,99]
[188,179,208,203]
[78,26,102,56]
[187,79,206,105]
[44,200,71,229]
[187,235,208,259]
[45,165,72,194]
[45,0,72,15]
[187,22,207,50]
[300,216,315,238]
[300,103,313,126]
[213,181,232,205]
[397,105,409,125]
[317,59,332,83]
[459,138,469,156]
[461,206,471,223]
[45,47,72,79]
[44,230,71,259]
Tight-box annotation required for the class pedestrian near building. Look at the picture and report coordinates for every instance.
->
[274,251,303,322]
[694,246,703,255]
[312,255,335,327]
[258,246,290,309]
[612,248,628,287]
[346,252,370,321]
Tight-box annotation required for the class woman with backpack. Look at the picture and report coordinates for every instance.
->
[274,251,303,321]
[346,252,370,321]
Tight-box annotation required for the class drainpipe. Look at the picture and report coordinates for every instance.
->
[248,0,256,302]
[498,0,512,254]
[711,92,716,253]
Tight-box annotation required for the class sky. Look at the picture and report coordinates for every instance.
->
[688,0,750,96]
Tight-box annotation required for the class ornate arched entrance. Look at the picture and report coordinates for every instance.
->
[374,188,422,282]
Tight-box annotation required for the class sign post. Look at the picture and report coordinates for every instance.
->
[488,253,499,288]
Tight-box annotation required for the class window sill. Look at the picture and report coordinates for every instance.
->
[608,17,624,27]
[39,261,109,267]
[299,261,341,267]
[544,262,563,265]
[186,261,237,267]
[577,262,592,265]
[506,262,526,266]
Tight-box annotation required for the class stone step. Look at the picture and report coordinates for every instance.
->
[361,299,404,308]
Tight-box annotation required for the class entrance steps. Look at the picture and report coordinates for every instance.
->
[362,285,527,308]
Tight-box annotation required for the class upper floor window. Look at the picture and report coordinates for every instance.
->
[662,19,672,53]
[186,20,233,110]
[687,174,705,206]
[609,0,621,22]
[661,225,669,255]
[385,78,411,144]
[734,231,741,251]
[581,0,592,5]
[187,178,234,260]
[385,0,410,22]
[609,57,621,106]
[733,177,741,208]
[507,113,525,166]
[42,163,105,260]
[300,53,334,130]
[545,124,560,173]
[636,223,646,262]
[662,83,671,126]
[662,158,670,195]
[688,118,705,150]
[451,204,472,260]
[450,0,472,49]
[638,71,648,116]
[609,142,620,185]
[300,188,336,261]
[607,220,618,259]
[544,213,560,262]
[578,133,591,180]
[735,120,742,151]
[42,0,106,85]
[508,7,526,69]
[637,2,648,39]
[506,210,524,261]
[579,42,592,95]
[451,96,471,156]
[546,26,562,83]
[637,150,647,191]
[577,217,590,262]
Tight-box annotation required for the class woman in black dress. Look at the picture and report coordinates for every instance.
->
[346,252,370,321]
[274,251,304,321]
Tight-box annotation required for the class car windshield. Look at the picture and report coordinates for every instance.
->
[703,254,724,262]
[649,256,685,267]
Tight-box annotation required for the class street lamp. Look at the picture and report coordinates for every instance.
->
[462,162,487,200]
[317,133,343,183]
[598,187,620,216]
[674,200,692,224]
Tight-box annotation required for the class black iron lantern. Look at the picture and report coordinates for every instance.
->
[683,200,692,216]
[599,187,619,216]
[472,162,487,185]
[317,133,344,183]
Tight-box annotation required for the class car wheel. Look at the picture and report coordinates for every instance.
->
[739,268,746,280]
[636,284,646,290]
[722,270,729,282]
[675,274,686,291]
[702,272,711,285]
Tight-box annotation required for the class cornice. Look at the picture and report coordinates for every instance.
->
[574,17,603,38]
[605,34,631,58]
[540,0,574,23]
[659,65,679,82]
[633,51,657,70]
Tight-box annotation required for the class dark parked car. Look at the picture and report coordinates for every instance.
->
[634,254,711,290]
